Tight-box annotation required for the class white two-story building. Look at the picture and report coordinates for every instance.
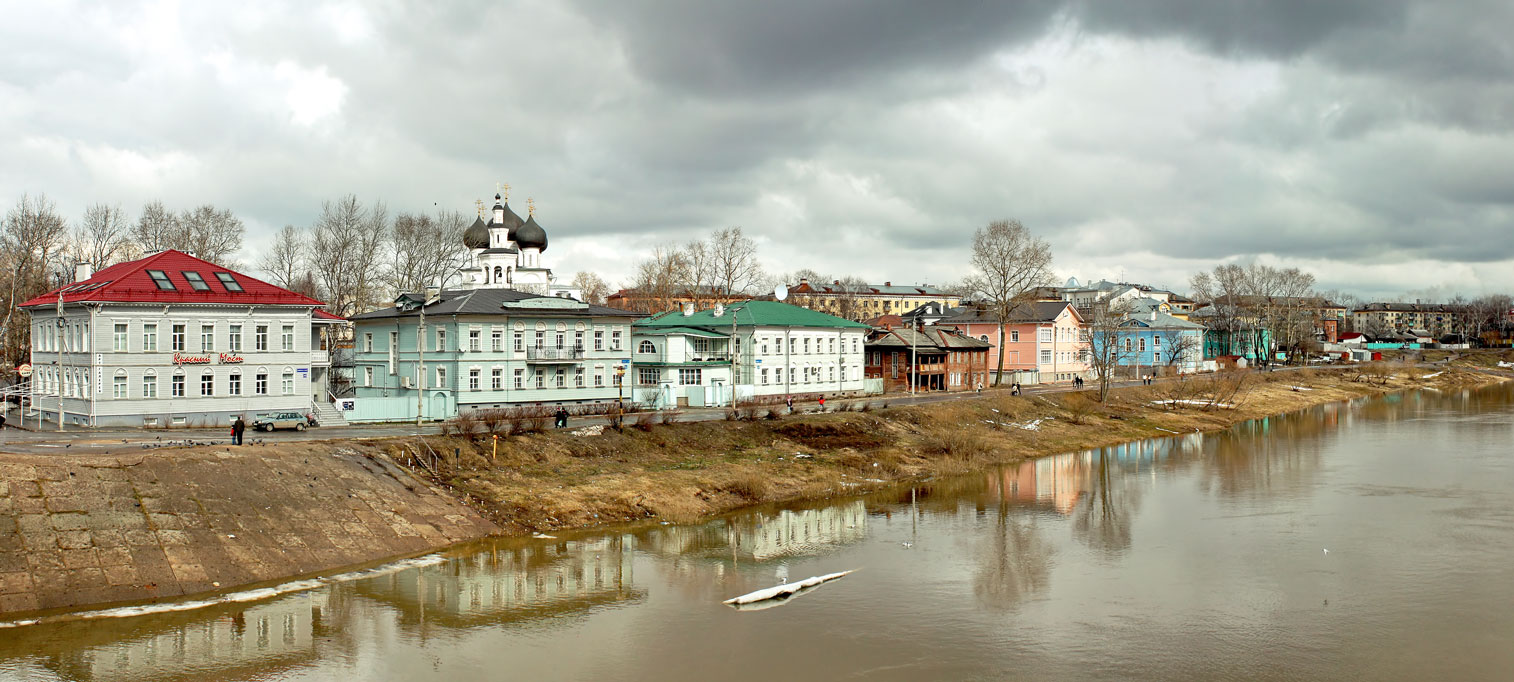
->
[20,250,335,428]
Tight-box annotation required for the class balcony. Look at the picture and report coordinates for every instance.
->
[526,347,585,363]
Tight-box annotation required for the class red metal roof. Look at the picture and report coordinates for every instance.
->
[313,309,346,321]
[19,250,326,309]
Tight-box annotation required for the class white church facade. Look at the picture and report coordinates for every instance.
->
[458,192,581,301]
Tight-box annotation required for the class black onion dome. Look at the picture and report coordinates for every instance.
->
[462,216,490,249]
[495,201,525,240]
[515,214,548,252]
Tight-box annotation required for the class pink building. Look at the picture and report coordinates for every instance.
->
[939,301,1090,384]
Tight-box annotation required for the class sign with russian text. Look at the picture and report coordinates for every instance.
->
[219,353,244,364]
[173,353,212,365]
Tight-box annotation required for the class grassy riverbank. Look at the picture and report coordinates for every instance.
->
[386,365,1508,535]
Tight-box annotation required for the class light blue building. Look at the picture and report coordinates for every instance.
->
[1099,311,1206,375]
[346,289,638,422]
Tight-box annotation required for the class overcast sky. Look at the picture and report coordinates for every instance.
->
[4,0,1512,301]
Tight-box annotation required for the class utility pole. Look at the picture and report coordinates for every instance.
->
[56,292,64,431]
[416,297,426,426]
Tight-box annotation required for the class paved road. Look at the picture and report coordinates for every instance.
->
[0,368,1317,456]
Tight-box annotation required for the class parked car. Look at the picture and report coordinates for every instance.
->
[253,411,309,432]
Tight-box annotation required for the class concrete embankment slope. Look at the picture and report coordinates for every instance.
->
[0,443,497,616]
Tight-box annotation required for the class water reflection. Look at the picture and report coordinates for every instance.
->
[4,384,1513,681]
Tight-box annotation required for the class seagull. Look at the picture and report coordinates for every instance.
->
[901,542,913,549]
[1323,548,1329,554]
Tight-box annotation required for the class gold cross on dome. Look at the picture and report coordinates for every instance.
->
[474,199,484,216]
[527,197,536,216]
[502,183,510,201]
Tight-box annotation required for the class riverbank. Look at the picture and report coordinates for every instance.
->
[0,445,496,616]
[393,365,1508,534]
[1,364,1504,618]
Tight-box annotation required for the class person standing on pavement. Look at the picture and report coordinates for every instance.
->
[786,396,794,413]
[231,415,245,445]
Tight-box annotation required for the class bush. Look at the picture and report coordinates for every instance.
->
[634,411,657,432]
[660,410,682,425]
[725,409,738,421]
[919,429,988,458]
[858,402,872,412]
[764,409,782,420]
[721,472,770,501]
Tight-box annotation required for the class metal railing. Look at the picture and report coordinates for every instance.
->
[526,346,585,361]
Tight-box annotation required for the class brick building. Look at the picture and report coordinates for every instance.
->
[864,325,991,393]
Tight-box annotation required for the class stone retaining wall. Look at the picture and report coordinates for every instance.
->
[0,443,497,616]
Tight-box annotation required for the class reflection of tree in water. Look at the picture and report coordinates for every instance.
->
[1197,408,1334,501]
[1071,451,1141,557]
[973,504,1054,610]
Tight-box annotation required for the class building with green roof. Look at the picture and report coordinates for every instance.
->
[632,301,871,408]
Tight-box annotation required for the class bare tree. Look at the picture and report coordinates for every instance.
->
[1159,328,1201,373]
[68,203,138,271]
[309,195,390,317]
[708,226,763,296]
[1085,301,1135,401]
[571,271,611,305]
[681,237,715,308]
[176,205,245,266]
[131,200,184,253]
[257,224,307,290]
[388,211,468,294]
[1,193,70,367]
[1191,265,1247,356]
[964,219,1054,385]
[630,245,689,313]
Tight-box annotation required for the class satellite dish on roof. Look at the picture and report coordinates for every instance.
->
[774,284,788,301]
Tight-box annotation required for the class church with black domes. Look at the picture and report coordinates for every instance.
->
[458,188,580,300]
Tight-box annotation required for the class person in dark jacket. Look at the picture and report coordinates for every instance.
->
[554,407,569,428]
[231,416,245,445]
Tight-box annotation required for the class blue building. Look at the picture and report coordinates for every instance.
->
[1100,311,1206,375]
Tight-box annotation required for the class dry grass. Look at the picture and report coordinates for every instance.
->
[365,366,1508,535]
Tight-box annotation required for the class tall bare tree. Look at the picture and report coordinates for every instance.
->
[2,193,70,367]
[630,245,689,313]
[177,205,245,266]
[258,224,307,290]
[682,237,715,308]
[1085,301,1136,401]
[1191,264,1247,356]
[131,200,183,253]
[388,211,468,294]
[68,203,138,272]
[571,271,611,305]
[708,226,763,296]
[309,195,389,317]
[964,219,1054,385]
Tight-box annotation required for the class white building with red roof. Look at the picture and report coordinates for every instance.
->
[19,250,342,428]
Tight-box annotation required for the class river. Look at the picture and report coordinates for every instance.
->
[3,384,1513,681]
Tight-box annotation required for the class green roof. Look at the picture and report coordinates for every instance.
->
[635,301,871,331]
[635,326,728,338]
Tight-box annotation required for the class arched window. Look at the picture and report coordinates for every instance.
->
[1124,338,1133,352]
[979,335,989,342]
[505,267,513,283]
[638,340,656,354]
[494,266,503,281]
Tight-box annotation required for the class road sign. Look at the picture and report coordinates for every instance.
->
[16,364,31,377]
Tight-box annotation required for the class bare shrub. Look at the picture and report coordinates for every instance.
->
[858,401,872,412]
[919,428,988,458]
[1061,392,1096,425]
[634,411,657,432]
[660,410,682,425]
[524,406,551,433]
[479,409,505,437]
[721,472,770,501]
[725,409,738,421]
[764,409,782,420]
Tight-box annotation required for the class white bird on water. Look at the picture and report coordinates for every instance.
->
[1323,548,1329,554]
[901,542,913,549]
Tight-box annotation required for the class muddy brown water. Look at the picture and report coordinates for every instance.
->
[3,384,1513,681]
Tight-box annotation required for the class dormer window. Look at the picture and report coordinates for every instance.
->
[215,272,243,292]
[148,270,175,290]
[182,271,210,291]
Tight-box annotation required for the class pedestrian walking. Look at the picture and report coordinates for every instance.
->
[554,407,569,428]
[786,396,794,413]
[231,415,245,445]
[818,397,826,409]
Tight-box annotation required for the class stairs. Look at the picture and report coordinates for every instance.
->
[311,401,348,427]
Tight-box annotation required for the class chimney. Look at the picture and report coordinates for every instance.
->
[833,280,841,286]
[799,278,809,286]
[885,281,892,287]
[74,262,93,282]
[682,302,695,317]
[1151,311,1157,322]
[713,303,725,317]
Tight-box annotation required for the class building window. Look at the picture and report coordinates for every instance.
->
[611,329,622,350]
[200,324,214,351]
[364,333,373,353]
[148,270,174,290]
[1153,351,1162,364]
[1124,338,1133,352]
[575,366,584,387]
[215,272,242,291]
[435,367,447,389]
[790,368,796,383]
[1038,328,1052,343]
[1153,335,1162,348]
[594,330,604,351]
[1010,330,1019,342]
[113,323,128,351]
[256,325,269,351]
[1040,349,1052,364]
[679,368,701,385]
[229,324,242,352]
[638,340,656,354]
[803,338,810,354]
[535,370,545,389]
[829,367,835,382]
[113,373,127,398]
[761,368,769,384]
[201,372,214,396]
[280,372,294,395]
[228,373,242,395]
[761,339,769,354]
[282,325,295,351]
[491,368,503,390]
[555,331,565,349]
[143,371,157,398]
[364,367,373,387]
[469,368,480,391]
[535,330,545,349]
[594,370,604,387]
[514,330,524,352]
[182,271,210,291]
[574,330,584,349]
[1138,338,1146,352]
[143,323,157,352]
[514,368,524,389]
[172,374,185,397]
[638,367,658,386]
[492,329,503,352]
[469,329,481,352]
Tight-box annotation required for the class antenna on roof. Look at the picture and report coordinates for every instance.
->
[774,284,788,302]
